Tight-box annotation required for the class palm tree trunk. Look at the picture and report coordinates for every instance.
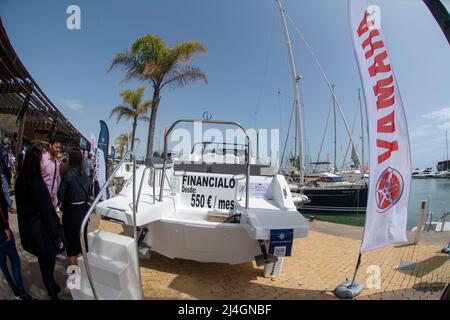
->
[146,88,161,160]
[131,118,137,152]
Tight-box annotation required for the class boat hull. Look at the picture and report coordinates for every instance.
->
[145,220,261,265]
[297,186,368,213]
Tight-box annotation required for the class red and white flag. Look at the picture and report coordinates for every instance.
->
[348,0,412,252]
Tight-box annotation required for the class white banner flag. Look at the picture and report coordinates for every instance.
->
[95,148,106,200]
[348,0,411,252]
[90,133,97,156]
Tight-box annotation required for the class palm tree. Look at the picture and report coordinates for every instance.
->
[115,133,141,159]
[110,87,151,153]
[114,133,129,159]
[109,34,207,160]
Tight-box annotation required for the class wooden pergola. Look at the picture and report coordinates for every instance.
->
[0,17,89,156]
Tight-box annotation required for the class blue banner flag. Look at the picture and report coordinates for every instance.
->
[110,146,116,161]
[98,120,109,181]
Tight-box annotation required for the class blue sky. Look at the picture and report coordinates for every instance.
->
[1,0,449,168]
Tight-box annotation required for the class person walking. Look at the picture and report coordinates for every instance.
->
[58,150,90,266]
[0,140,9,184]
[15,147,66,300]
[0,141,12,210]
[2,140,12,186]
[0,182,32,300]
[41,137,61,209]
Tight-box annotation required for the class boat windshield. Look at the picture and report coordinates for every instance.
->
[191,142,247,156]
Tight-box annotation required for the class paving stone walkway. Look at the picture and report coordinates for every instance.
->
[1,214,448,300]
[100,219,449,300]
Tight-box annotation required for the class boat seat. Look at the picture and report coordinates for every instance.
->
[95,194,176,226]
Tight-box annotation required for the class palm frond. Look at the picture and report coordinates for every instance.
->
[161,66,207,89]
[139,98,153,111]
[171,41,207,64]
[110,105,134,123]
[109,50,154,84]
[138,115,150,122]
[131,34,166,57]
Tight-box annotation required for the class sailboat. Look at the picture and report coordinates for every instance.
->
[274,1,368,213]
[435,131,450,178]
[297,88,368,213]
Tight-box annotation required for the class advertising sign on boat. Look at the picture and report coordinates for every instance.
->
[172,173,237,210]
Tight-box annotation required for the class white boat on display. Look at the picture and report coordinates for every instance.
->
[69,119,309,300]
[412,168,436,179]
[115,161,134,181]
[434,170,450,179]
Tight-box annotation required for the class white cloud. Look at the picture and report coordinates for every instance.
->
[409,107,450,167]
[437,122,450,131]
[60,98,85,112]
[422,107,450,122]
[409,124,434,138]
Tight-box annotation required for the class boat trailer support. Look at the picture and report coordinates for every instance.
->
[254,240,278,267]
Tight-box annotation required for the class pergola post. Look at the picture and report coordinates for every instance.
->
[15,95,29,171]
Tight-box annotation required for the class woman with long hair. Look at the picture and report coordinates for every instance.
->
[58,149,90,266]
[15,147,65,300]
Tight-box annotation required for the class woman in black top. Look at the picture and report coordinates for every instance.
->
[58,149,90,266]
[15,147,65,300]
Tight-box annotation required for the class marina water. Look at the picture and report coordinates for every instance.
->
[408,179,450,230]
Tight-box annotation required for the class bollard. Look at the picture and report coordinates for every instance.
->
[414,200,427,244]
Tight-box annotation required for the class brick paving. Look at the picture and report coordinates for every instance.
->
[1,213,448,300]
[98,219,449,300]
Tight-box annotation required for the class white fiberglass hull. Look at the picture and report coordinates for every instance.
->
[96,166,309,265]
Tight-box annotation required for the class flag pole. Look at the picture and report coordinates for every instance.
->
[334,0,370,299]
[349,253,362,288]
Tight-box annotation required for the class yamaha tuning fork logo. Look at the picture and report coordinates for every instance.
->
[375,167,404,213]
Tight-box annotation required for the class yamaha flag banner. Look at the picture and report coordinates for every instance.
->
[97,120,110,199]
[348,0,411,252]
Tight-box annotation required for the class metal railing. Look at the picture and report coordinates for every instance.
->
[136,166,157,209]
[79,150,143,299]
[435,212,449,232]
[158,119,252,209]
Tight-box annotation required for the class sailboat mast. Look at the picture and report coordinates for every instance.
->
[358,88,364,170]
[446,131,449,170]
[332,85,337,173]
[275,0,305,185]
